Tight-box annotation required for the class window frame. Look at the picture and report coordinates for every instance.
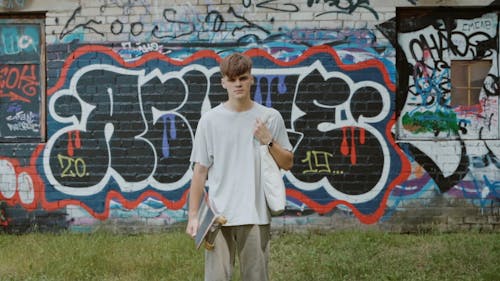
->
[450,60,492,108]
[0,11,46,143]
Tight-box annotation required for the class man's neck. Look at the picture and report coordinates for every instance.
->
[225,98,254,112]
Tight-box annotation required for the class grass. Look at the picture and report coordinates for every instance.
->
[0,229,498,281]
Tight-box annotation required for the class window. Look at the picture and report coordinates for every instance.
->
[0,12,46,142]
[450,60,492,107]
[396,6,499,140]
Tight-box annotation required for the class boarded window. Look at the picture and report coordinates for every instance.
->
[450,60,492,107]
[0,13,46,142]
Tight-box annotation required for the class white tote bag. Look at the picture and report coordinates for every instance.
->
[260,145,286,215]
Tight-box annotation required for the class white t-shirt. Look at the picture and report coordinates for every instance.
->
[190,101,292,226]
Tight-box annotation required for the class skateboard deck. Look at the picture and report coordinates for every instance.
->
[195,194,227,250]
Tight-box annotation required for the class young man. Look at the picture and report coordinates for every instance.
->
[186,53,293,281]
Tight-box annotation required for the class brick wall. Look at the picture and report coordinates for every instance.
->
[0,0,499,233]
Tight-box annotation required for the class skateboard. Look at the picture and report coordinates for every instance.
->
[195,194,227,250]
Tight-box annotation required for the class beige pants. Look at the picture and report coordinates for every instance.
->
[205,224,270,281]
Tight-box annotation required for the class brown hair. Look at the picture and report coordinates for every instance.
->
[219,53,252,79]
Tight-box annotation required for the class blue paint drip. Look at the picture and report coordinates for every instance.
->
[162,114,177,158]
[254,76,263,104]
[254,75,288,107]
[278,75,287,94]
[266,76,273,107]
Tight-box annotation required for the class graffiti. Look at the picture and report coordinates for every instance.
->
[0,64,40,103]
[118,42,164,59]
[391,7,500,216]
[460,18,494,32]
[54,4,274,44]
[5,109,39,133]
[288,64,397,203]
[1,31,36,55]
[0,22,42,140]
[52,2,381,45]
[247,0,299,12]
[152,8,197,40]
[0,0,27,9]
[38,45,404,222]
[392,138,500,210]
[406,141,469,193]
[0,24,40,58]
[227,6,271,36]
[56,6,104,40]
[0,2,498,232]
[57,154,87,178]
[404,24,496,62]
[0,64,41,137]
[483,74,499,97]
[307,0,379,20]
[99,0,152,15]
[401,111,459,136]
[0,157,38,206]
[397,12,498,140]
[301,150,343,175]
[152,6,272,41]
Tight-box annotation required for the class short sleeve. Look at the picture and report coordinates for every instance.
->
[268,109,293,151]
[190,116,213,168]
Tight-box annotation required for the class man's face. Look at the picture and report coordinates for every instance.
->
[221,71,254,101]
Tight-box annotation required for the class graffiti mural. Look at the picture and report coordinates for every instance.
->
[397,11,499,140]
[0,23,42,139]
[394,7,500,214]
[35,44,404,223]
[0,1,499,232]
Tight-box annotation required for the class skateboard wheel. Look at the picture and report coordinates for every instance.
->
[204,241,215,250]
[216,216,227,225]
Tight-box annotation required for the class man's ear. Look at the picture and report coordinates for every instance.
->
[221,78,227,89]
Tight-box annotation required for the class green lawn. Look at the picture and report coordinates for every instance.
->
[0,229,498,281]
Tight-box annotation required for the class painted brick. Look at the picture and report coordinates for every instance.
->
[290,12,314,21]
[0,0,498,234]
[338,12,361,21]
[487,216,500,224]
[268,12,290,21]
[464,216,488,224]
[319,20,341,29]
[98,7,123,16]
[447,216,464,225]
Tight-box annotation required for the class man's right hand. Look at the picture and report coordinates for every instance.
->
[186,217,199,238]
[186,163,208,239]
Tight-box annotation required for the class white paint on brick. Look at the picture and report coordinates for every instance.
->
[18,172,34,204]
[0,160,16,199]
